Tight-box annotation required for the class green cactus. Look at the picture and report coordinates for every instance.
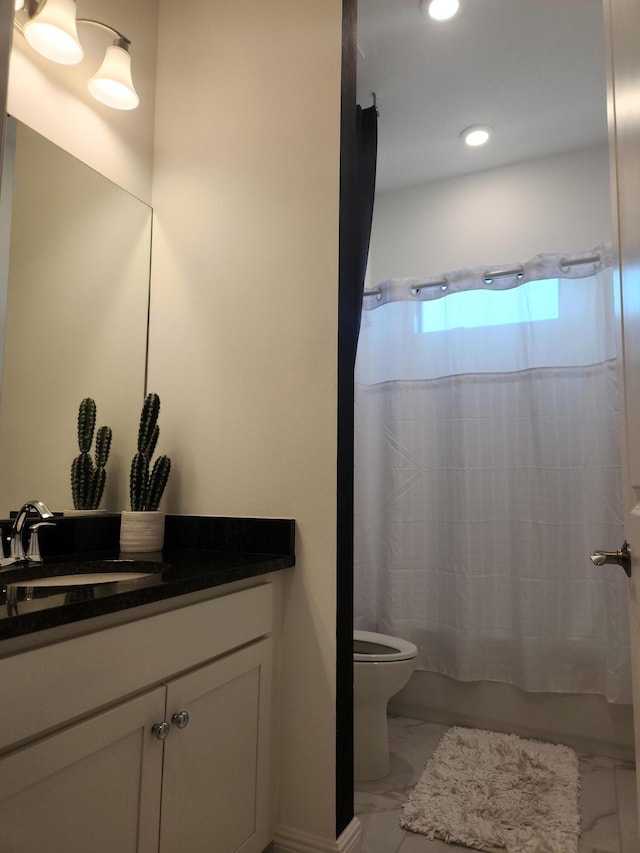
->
[129,452,149,511]
[138,392,160,454]
[70,398,112,510]
[129,393,171,511]
[77,397,96,454]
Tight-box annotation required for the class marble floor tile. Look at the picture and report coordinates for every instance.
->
[579,756,620,852]
[615,766,640,853]
[358,809,407,853]
[356,719,449,809]
[398,832,473,852]
[355,788,404,816]
[356,719,476,853]
[356,716,640,853]
[580,844,638,853]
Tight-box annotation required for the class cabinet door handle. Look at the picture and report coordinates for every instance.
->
[171,710,190,729]
[151,721,171,740]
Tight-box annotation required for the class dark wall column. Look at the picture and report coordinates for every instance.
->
[336,0,357,837]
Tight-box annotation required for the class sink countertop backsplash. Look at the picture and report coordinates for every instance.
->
[0,515,295,643]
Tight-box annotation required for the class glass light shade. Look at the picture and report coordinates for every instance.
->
[23,0,84,65]
[88,44,139,110]
[427,0,460,21]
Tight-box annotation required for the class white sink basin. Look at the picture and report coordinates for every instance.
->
[3,560,167,592]
[9,571,153,587]
[3,560,168,613]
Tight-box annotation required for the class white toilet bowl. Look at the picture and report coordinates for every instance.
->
[353,630,417,781]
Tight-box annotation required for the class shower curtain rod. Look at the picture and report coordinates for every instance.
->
[363,249,605,302]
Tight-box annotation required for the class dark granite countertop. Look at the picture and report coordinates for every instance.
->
[0,515,295,643]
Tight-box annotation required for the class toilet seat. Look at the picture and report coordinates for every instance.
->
[354,630,417,662]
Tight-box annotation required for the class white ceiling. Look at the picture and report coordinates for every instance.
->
[356,0,609,192]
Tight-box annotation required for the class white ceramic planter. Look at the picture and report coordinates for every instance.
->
[119,511,165,553]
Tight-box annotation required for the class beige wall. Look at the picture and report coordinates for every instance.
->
[3,0,343,844]
[150,0,341,843]
[8,0,158,202]
[370,144,612,284]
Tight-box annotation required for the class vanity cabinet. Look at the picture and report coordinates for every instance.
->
[0,582,274,853]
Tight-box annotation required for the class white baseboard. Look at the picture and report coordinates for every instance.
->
[337,818,362,853]
[272,817,361,853]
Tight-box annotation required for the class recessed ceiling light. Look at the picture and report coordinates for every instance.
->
[423,0,460,22]
[460,125,492,147]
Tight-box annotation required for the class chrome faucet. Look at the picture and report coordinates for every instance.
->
[0,500,55,569]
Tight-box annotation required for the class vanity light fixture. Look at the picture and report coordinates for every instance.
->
[15,0,139,110]
[460,124,492,147]
[85,27,139,110]
[421,0,460,22]
[23,0,83,64]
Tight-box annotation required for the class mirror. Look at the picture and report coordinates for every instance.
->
[0,118,152,517]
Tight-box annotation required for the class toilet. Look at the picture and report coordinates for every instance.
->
[353,629,417,781]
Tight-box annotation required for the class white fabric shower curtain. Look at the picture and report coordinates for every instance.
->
[354,248,631,703]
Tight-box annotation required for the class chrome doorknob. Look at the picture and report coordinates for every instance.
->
[590,540,632,577]
[171,710,190,729]
[151,721,171,740]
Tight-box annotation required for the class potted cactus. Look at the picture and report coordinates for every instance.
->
[70,398,112,511]
[120,392,171,552]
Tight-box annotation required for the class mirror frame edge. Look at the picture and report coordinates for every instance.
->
[0,3,12,200]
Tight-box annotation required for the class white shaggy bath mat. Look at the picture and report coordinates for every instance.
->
[400,727,580,853]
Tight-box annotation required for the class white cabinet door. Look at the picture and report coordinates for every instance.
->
[0,687,165,853]
[159,639,272,853]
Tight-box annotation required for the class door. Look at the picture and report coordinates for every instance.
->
[603,0,640,834]
[0,686,165,853]
[159,638,272,853]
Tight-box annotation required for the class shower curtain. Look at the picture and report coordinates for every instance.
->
[354,246,631,703]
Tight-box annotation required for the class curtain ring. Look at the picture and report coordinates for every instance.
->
[410,280,448,296]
